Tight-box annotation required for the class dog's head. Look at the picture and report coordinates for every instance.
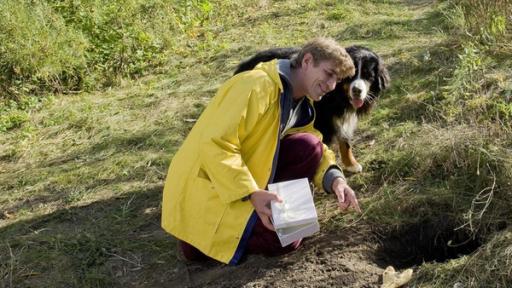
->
[341,46,390,114]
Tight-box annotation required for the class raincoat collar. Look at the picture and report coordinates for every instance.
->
[254,59,284,92]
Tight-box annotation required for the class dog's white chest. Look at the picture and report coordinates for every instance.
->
[334,112,358,141]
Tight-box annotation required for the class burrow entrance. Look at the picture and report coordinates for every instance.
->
[374,220,483,269]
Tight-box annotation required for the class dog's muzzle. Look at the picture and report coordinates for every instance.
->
[349,79,368,100]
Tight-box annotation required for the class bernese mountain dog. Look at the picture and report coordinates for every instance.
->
[234,45,390,173]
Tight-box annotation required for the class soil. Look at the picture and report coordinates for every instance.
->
[166,227,389,288]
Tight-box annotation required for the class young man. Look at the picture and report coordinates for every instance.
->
[161,37,361,265]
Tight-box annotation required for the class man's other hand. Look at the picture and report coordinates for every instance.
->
[332,178,361,213]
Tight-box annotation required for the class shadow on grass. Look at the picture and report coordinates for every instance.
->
[1,182,274,287]
[2,177,367,287]
[0,184,174,287]
[0,185,297,287]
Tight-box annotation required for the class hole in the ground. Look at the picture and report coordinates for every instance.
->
[374,220,483,269]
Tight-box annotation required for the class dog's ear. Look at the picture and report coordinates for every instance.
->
[375,58,390,92]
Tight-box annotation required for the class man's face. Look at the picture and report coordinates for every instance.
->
[302,53,339,101]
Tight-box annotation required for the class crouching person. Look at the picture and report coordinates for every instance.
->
[161,37,361,265]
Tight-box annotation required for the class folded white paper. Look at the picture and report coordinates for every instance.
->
[275,221,319,247]
[268,178,319,247]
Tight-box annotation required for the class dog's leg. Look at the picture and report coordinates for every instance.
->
[338,140,362,173]
[334,113,362,173]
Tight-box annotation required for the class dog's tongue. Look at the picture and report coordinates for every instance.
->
[352,99,364,108]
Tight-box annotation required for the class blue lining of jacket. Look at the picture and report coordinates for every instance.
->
[228,211,258,265]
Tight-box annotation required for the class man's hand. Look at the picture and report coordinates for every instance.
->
[332,177,361,213]
[249,190,283,231]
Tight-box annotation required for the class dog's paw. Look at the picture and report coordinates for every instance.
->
[344,163,363,173]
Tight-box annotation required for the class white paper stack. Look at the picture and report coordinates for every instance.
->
[268,178,319,247]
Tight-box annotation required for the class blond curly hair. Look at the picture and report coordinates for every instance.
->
[291,37,355,80]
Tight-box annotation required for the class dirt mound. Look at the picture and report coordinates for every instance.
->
[169,228,384,288]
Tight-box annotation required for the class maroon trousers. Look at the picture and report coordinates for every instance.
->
[180,133,323,261]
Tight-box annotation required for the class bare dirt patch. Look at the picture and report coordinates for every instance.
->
[158,220,484,287]
[166,227,385,288]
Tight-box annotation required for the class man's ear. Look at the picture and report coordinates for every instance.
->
[302,52,314,68]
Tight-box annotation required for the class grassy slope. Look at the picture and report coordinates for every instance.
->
[1,0,511,287]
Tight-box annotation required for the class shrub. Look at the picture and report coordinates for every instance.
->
[0,0,87,98]
[454,0,510,43]
[0,0,232,131]
[0,0,225,100]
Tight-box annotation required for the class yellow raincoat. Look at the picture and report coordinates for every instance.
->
[161,60,338,264]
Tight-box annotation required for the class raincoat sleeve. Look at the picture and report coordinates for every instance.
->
[315,143,342,191]
[198,74,277,204]
[305,128,341,190]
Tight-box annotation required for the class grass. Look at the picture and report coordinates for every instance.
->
[1,0,512,287]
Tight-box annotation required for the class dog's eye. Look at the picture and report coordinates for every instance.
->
[360,68,375,79]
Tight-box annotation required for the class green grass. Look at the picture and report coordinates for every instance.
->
[1,0,512,287]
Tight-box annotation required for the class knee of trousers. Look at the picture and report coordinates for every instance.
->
[280,133,323,165]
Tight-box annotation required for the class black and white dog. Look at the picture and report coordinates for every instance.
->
[234,45,390,173]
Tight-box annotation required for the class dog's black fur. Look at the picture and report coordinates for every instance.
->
[234,45,390,172]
